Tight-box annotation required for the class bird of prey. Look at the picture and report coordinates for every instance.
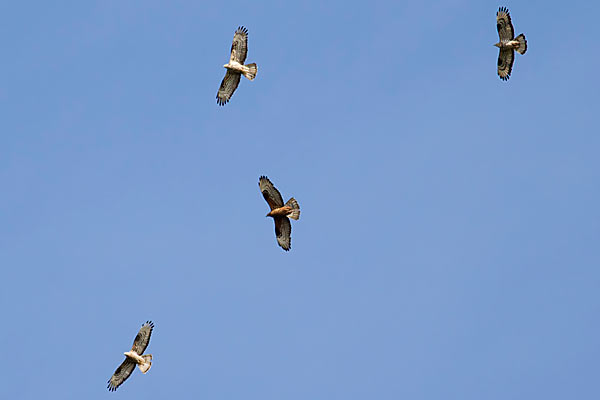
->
[494,7,527,80]
[259,176,300,251]
[217,26,258,105]
[107,321,154,392]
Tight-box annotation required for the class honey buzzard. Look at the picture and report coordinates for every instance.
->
[217,26,258,105]
[107,321,154,392]
[259,176,300,251]
[494,7,527,80]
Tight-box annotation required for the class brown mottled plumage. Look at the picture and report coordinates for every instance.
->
[494,7,527,81]
[259,176,300,251]
[217,26,258,105]
[107,321,154,392]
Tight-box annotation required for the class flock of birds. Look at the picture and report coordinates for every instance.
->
[106,6,528,392]
[107,175,299,391]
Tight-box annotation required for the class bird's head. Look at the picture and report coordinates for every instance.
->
[124,351,134,358]
[223,63,229,69]
[493,42,501,48]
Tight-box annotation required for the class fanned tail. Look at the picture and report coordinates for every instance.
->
[515,33,527,55]
[285,198,300,220]
[243,63,257,80]
[138,354,152,374]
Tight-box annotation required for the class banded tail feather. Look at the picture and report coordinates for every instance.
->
[515,33,527,54]
[285,198,300,220]
[243,63,257,80]
[138,354,152,374]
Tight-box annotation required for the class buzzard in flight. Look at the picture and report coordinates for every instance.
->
[259,176,300,251]
[494,7,527,80]
[217,26,258,105]
[107,321,154,392]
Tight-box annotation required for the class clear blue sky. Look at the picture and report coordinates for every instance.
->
[1,1,599,399]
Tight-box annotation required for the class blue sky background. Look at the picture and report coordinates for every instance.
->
[1,1,599,399]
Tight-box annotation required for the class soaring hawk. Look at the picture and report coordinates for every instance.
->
[217,26,258,105]
[107,321,154,392]
[259,176,300,251]
[494,7,527,80]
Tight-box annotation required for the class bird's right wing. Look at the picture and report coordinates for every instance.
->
[217,70,241,106]
[497,49,514,81]
[274,216,291,251]
[107,358,136,392]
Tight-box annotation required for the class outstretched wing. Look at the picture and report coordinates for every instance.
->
[259,176,284,210]
[497,49,514,81]
[274,217,291,251]
[216,71,241,106]
[131,321,154,354]
[230,26,249,64]
[107,358,136,392]
[496,7,514,41]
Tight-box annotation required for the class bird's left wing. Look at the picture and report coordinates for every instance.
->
[496,7,514,41]
[259,176,284,210]
[497,49,514,81]
[230,26,249,64]
[131,321,154,354]
[107,358,136,391]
